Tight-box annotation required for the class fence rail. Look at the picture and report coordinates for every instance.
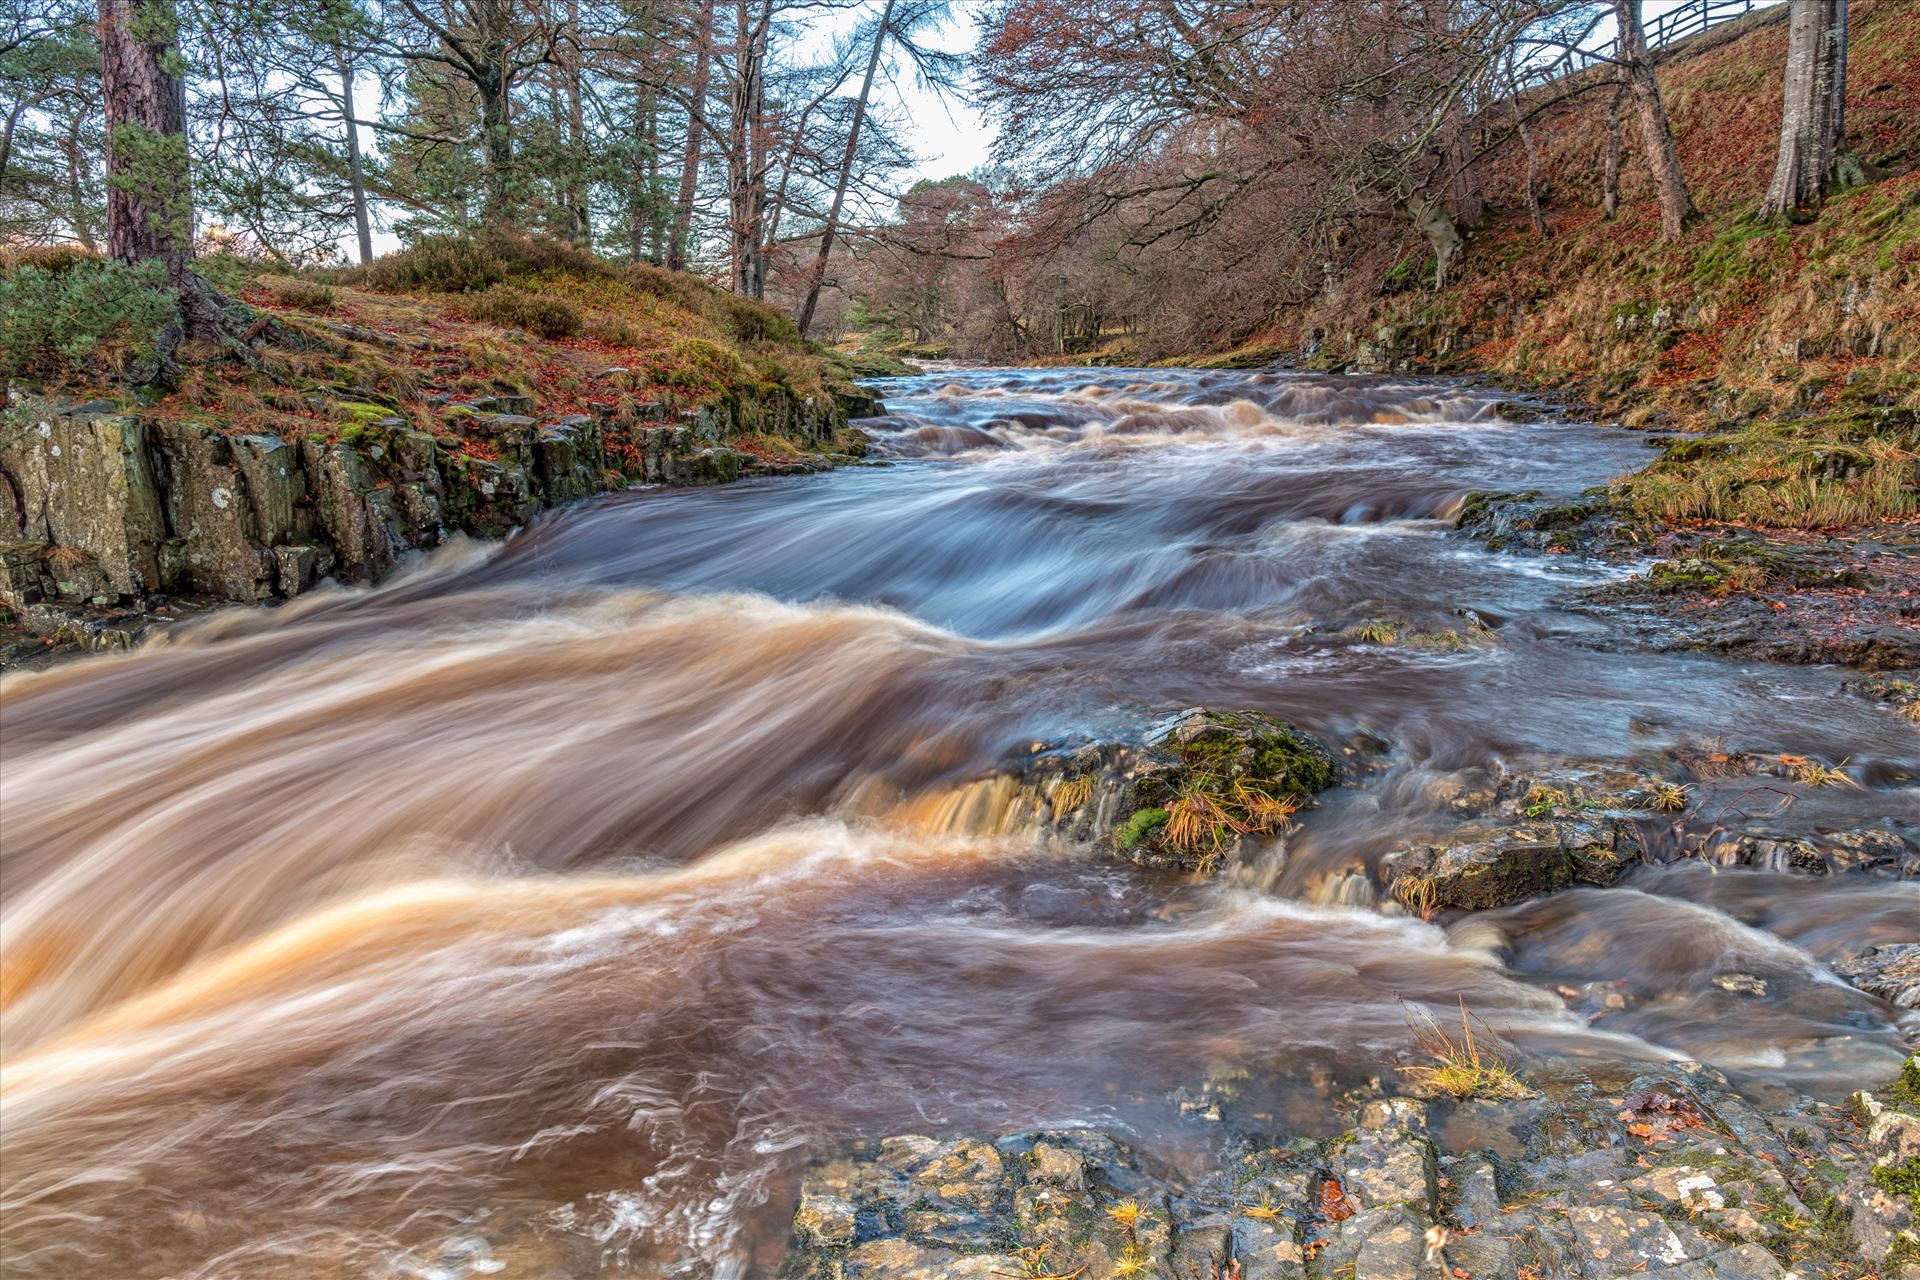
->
[1522,0,1764,87]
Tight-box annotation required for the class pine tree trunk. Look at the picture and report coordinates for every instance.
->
[0,102,24,191]
[629,96,654,261]
[1613,0,1693,241]
[479,68,514,226]
[795,0,895,336]
[101,0,193,275]
[336,50,375,265]
[667,0,714,272]
[1760,0,1849,219]
[562,0,589,244]
[99,0,229,353]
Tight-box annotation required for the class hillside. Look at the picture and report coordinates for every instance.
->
[1253,0,1920,432]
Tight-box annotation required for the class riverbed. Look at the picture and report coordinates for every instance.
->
[1,368,1913,1278]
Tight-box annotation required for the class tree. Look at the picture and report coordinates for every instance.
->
[1611,0,1692,240]
[665,0,714,269]
[792,0,891,335]
[0,7,104,247]
[366,0,560,228]
[98,0,237,356]
[1760,0,1849,220]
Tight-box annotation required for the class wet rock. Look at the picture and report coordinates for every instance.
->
[778,1064,1892,1280]
[1347,1205,1427,1280]
[1565,1203,1691,1276]
[838,1239,1023,1279]
[1835,944,1920,1007]
[148,418,274,600]
[1335,1129,1437,1214]
[1,389,852,632]
[1356,1098,1429,1132]
[1379,825,1575,911]
[1454,489,1619,555]
[663,447,745,486]
[792,1191,858,1250]
[1820,826,1919,876]
[0,400,165,596]
[1710,972,1769,997]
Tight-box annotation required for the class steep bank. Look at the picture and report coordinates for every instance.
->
[0,235,881,661]
[1186,0,1920,425]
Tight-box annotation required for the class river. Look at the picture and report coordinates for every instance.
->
[1,368,1914,1278]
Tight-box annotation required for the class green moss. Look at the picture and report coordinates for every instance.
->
[335,400,397,426]
[1116,808,1171,850]
[1872,1156,1920,1212]
[1889,1054,1920,1114]
[1247,726,1337,794]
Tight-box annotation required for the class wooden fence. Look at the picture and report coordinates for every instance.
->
[1522,0,1768,86]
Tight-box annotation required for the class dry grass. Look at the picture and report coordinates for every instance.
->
[1780,754,1857,788]
[1160,778,1300,871]
[1400,1000,1530,1100]
[1619,420,1919,529]
[1050,775,1094,821]
[1649,780,1694,813]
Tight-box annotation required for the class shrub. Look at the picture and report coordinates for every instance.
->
[2,244,100,275]
[588,315,640,347]
[465,284,581,339]
[625,261,715,313]
[717,292,799,344]
[265,277,336,311]
[0,258,177,383]
[480,231,612,280]
[364,233,506,294]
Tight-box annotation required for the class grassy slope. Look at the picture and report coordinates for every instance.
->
[1338,0,1920,428]
[30,237,874,464]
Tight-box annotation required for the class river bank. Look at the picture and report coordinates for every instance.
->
[0,235,885,667]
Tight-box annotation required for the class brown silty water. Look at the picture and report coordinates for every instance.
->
[1,369,1914,1278]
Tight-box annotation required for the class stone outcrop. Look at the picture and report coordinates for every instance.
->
[779,1058,1920,1280]
[0,385,871,642]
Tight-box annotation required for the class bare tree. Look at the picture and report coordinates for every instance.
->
[666,0,713,269]
[1612,0,1692,239]
[1759,0,1849,219]
[792,0,892,335]
[1599,79,1625,219]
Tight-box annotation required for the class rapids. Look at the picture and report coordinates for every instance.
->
[1,368,1914,1278]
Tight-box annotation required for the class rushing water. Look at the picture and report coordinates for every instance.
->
[1,368,1915,1278]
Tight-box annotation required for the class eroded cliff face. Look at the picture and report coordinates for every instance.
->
[0,385,872,649]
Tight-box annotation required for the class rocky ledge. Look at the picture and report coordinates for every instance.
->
[1453,489,1920,672]
[778,1057,1920,1280]
[0,384,875,662]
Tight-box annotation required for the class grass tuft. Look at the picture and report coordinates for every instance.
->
[1401,1000,1530,1100]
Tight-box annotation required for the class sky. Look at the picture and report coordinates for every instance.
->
[877,5,993,187]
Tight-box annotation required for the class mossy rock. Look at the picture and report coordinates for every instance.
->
[1151,708,1339,796]
[1115,709,1339,870]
